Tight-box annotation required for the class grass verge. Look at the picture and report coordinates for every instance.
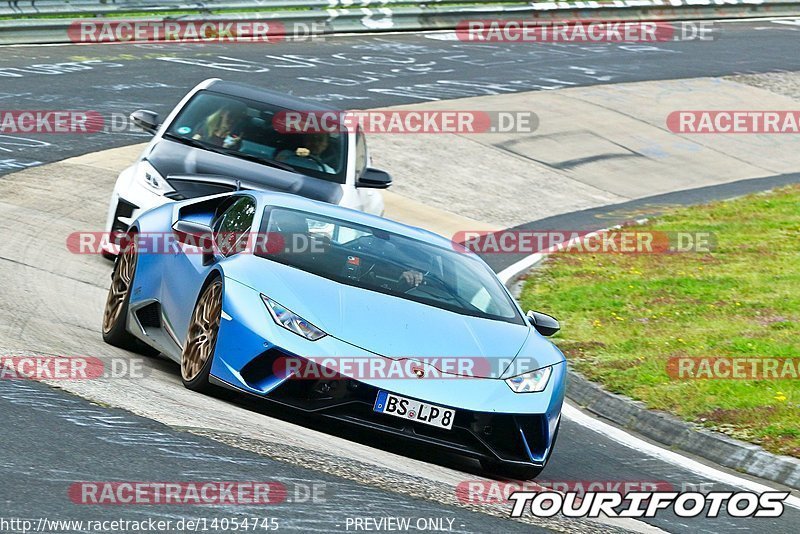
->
[519,185,800,458]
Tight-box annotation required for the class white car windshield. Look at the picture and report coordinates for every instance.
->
[165,90,347,183]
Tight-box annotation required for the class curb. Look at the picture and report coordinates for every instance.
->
[567,370,800,489]
[503,232,800,491]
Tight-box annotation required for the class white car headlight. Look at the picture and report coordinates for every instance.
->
[505,366,553,393]
[261,295,326,341]
[137,160,172,194]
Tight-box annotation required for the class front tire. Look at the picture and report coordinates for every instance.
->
[181,278,223,394]
[102,234,153,354]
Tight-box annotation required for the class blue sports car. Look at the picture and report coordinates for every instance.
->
[102,191,566,479]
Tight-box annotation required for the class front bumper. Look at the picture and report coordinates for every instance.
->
[209,278,565,466]
[212,353,560,466]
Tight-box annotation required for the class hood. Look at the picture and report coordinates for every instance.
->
[147,139,343,205]
[224,257,563,379]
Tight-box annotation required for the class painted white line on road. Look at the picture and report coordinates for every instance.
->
[498,251,546,285]
[564,402,800,509]
[497,222,644,284]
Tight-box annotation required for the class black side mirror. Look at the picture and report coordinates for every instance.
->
[130,109,160,134]
[527,311,560,337]
[172,220,215,265]
[356,168,392,189]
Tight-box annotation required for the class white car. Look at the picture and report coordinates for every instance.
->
[103,78,390,257]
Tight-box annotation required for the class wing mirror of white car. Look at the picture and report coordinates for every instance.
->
[527,310,560,337]
[130,109,160,135]
[356,168,392,189]
[172,220,216,265]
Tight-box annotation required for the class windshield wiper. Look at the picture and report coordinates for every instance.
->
[163,132,208,150]
[216,146,298,173]
[163,132,297,173]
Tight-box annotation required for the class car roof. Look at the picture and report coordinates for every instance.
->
[237,191,462,252]
[206,79,338,113]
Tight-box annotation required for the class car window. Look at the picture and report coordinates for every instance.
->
[165,90,348,184]
[213,196,257,257]
[256,207,524,325]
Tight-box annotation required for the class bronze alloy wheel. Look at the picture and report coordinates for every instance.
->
[181,280,223,382]
[102,240,137,334]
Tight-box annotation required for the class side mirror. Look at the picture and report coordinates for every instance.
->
[527,311,560,337]
[130,109,160,134]
[172,220,215,265]
[356,168,392,189]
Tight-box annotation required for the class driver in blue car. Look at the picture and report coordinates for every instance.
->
[344,232,427,290]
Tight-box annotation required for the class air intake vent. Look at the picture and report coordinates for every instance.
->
[111,198,138,234]
[135,302,162,329]
[165,178,237,200]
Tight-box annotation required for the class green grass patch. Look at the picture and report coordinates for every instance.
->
[519,185,800,457]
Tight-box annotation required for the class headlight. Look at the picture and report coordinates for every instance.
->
[505,366,553,393]
[137,160,172,194]
[261,295,326,341]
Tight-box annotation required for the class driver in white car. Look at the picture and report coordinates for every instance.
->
[192,102,247,149]
[275,133,335,173]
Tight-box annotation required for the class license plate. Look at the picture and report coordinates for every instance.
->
[373,391,455,430]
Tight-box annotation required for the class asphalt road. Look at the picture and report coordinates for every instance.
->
[0,378,552,534]
[1,19,800,173]
[2,19,800,534]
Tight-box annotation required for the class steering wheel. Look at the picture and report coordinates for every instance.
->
[274,149,327,172]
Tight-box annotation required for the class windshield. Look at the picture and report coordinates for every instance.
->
[165,90,347,184]
[257,207,524,325]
